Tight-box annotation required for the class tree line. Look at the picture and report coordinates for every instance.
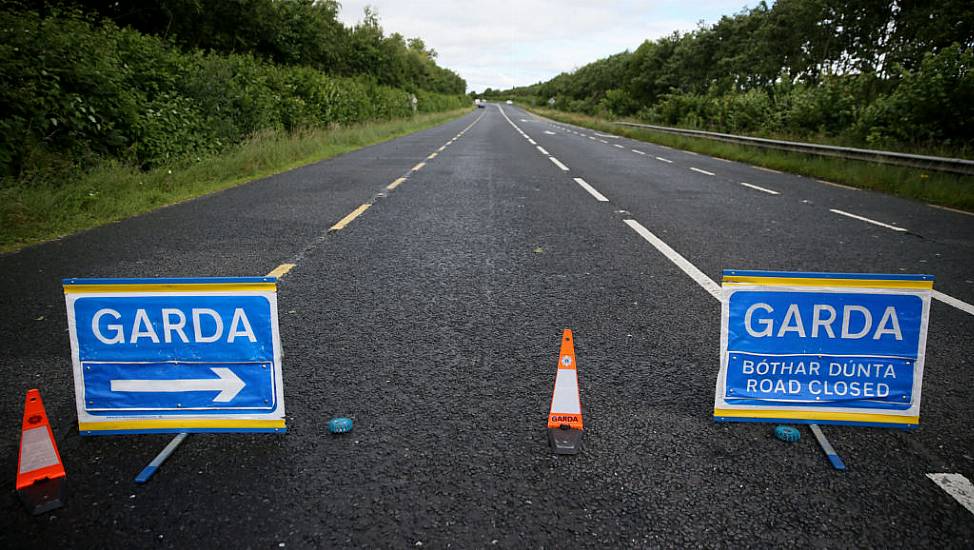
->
[0,1,468,181]
[43,0,466,96]
[491,0,973,151]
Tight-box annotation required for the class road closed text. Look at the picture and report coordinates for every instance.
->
[728,355,912,403]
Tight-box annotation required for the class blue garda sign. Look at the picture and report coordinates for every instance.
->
[714,271,933,428]
[64,278,286,435]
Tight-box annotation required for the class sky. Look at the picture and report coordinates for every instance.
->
[337,0,759,93]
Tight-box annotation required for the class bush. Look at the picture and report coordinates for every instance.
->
[133,92,215,167]
[0,10,141,175]
[855,45,974,147]
[649,93,715,128]
[717,89,774,133]
[781,80,858,137]
[0,8,469,181]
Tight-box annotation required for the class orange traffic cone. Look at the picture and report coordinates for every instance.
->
[17,389,66,514]
[547,329,583,454]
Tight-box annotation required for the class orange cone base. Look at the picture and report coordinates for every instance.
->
[18,476,65,515]
[548,425,583,455]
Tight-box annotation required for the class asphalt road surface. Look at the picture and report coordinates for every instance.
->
[2,104,973,548]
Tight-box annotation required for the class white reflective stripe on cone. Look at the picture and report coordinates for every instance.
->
[551,370,581,414]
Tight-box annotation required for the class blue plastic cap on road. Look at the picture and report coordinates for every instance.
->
[774,425,801,442]
[328,417,353,434]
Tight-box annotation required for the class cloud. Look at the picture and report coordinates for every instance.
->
[338,1,757,92]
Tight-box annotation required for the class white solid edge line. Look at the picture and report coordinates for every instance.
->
[929,203,974,216]
[497,104,523,134]
[927,473,974,515]
[624,219,721,301]
[740,182,780,195]
[818,179,859,191]
[573,178,609,202]
[830,209,908,232]
[536,146,549,155]
[549,157,570,171]
[656,156,673,163]
[932,290,974,317]
[690,167,715,176]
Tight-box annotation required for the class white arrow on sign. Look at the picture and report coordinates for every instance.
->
[110,367,246,403]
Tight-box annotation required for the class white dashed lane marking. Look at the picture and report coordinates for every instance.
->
[573,178,609,202]
[549,157,570,171]
[623,219,722,300]
[927,474,974,516]
[739,182,780,195]
[517,105,974,321]
[932,291,974,316]
[830,209,907,232]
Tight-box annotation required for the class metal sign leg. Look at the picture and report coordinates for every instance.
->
[135,433,189,484]
[809,424,846,471]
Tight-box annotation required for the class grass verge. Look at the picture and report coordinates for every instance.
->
[1,108,471,253]
[524,106,974,212]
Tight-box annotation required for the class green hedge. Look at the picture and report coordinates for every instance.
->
[0,9,467,180]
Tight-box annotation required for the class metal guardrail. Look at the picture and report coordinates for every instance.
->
[614,121,974,176]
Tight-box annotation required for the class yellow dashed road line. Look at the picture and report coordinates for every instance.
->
[386,177,407,191]
[266,263,296,278]
[329,203,371,232]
